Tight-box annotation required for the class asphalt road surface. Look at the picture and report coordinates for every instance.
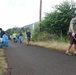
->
[4,41,76,75]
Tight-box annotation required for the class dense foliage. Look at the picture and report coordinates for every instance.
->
[32,1,76,42]
[41,1,76,36]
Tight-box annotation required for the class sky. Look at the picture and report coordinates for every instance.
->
[0,0,75,30]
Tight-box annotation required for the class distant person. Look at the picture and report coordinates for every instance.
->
[19,32,23,43]
[2,32,9,47]
[26,30,31,45]
[12,33,17,43]
[66,13,76,55]
[0,28,5,48]
[0,28,5,38]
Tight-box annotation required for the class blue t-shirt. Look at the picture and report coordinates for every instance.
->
[2,34,8,42]
[26,32,31,37]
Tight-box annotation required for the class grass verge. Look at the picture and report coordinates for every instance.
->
[30,40,74,52]
[0,49,8,75]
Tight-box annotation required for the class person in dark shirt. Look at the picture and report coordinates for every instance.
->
[0,28,5,38]
[0,28,5,48]
[26,30,31,45]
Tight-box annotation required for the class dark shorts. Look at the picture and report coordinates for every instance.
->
[69,33,76,44]
[27,37,31,41]
[13,38,16,41]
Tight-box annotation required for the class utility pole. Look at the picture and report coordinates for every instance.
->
[39,0,42,31]
[71,0,73,9]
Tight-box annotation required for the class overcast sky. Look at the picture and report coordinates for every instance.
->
[0,0,75,30]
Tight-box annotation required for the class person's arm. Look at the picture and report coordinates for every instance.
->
[70,24,74,33]
[70,24,75,36]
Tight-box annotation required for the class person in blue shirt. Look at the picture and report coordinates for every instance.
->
[2,32,9,47]
[19,32,23,43]
[26,30,31,45]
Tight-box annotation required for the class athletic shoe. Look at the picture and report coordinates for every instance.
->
[65,51,72,55]
[73,51,76,55]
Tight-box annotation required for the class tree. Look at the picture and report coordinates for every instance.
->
[41,1,76,36]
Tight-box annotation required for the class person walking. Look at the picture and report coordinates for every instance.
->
[66,13,76,55]
[26,30,31,45]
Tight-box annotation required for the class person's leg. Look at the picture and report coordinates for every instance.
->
[66,33,73,55]
[13,38,15,42]
[66,44,73,55]
[26,37,29,45]
[20,36,23,43]
[66,44,72,52]
[73,44,76,54]
[20,39,22,43]
[14,38,17,43]
[26,41,29,45]
[27,39,29,45]
[26,37,30,45]
[28,37,30,44]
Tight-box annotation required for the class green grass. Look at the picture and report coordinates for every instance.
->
[0,70,4,75]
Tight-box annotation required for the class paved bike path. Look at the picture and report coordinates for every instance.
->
[4,41,76,75]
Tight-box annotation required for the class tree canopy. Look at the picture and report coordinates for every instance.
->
[41,1,76,36]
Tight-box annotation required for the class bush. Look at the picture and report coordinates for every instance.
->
[31,28,54,41]
[32,26,52,41]
[32,28,69,43]
[32,23,69,42]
